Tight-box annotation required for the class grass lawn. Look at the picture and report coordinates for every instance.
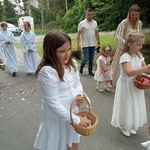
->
[15,35,117,56]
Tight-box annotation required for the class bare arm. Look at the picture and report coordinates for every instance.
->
[95,30,100,47]
[77,31,82,51]
[100,60,106,73]
[122,62,150,77]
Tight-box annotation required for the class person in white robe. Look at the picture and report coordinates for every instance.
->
[0,46,6,70]
[20,22,39,74]
[0,22,18,76]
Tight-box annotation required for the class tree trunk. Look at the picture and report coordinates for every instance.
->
[46,0,50,10]
[39,0,44,30]
[65,0,68,13]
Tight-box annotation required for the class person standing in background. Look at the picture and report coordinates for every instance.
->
[111,4,142,86]
[0,22,18,77]
[94,45,114,92]
[77,8,100,76]
[20,22,39,74]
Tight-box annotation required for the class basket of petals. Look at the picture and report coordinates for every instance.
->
[133,74,150,90]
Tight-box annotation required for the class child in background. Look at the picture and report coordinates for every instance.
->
[0,46,6,70]
[94,45,114,92]
[111,32,150,137]
[20,22,39,74]
[0,22,18,76]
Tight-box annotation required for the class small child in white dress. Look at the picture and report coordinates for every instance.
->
[111,32,150,137]
[94,45,113,92]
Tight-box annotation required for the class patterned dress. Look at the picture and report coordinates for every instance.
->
[111,19,142,85]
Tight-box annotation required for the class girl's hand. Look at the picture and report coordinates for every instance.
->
[28,49,33,52]
[75,94,84,107]
[79,116,91,127]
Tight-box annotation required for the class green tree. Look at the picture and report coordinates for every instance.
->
[0,2,4,21]
[3,0,16,19]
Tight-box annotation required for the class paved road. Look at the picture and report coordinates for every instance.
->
[15,31,116,43]
[0,36,150,150]
[15,28,150,43]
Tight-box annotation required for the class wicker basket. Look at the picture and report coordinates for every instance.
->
[134,74,150,90]
[70,92,99,136]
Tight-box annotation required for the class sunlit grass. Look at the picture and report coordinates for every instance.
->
[15,33,150,56]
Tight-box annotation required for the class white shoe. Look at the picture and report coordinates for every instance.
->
[141,141,150,148]
[96,87,104,92]
[129,129,137,134]
[120,127,130,137]
[105,87,111,92]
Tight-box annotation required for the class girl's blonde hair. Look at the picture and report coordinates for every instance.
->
[101,45,112,53]
[126,4,140,29]
[122,32,144,58]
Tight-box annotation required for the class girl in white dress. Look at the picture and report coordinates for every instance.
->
[111,32,150,137]
[94,45,113,92]
[20,22,39,74]
[34,30,90,150]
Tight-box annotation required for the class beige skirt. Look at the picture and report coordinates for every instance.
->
[111,47,121,86]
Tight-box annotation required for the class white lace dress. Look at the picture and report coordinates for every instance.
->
[94,55,111,82]
[111,53,147,130]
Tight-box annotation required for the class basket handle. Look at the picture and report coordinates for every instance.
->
[70,92,92,124]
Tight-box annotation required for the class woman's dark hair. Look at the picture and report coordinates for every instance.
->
[35,29,76,80]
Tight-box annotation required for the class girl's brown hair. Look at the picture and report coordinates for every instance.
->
[1,21,7,27]
[35,29,76,80]
[121,31,144,57]
[23,21,31,30]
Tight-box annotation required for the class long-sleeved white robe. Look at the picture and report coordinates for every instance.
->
[0,30,18,73]
[20,30,39,73]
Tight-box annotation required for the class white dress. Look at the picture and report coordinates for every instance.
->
[94,55,111,82]
[34,62,83,150]
[0,46,7,65]
[0,30,18,73]
[111,53,147,130]
[20,30,39,73]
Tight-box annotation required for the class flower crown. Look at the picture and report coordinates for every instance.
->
[104,46,111,51]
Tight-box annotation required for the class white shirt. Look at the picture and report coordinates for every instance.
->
[78,18,98,47]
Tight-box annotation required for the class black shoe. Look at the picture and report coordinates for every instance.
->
[12,72,16,77]
[79,68,83,74]
[89,72,94,76]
